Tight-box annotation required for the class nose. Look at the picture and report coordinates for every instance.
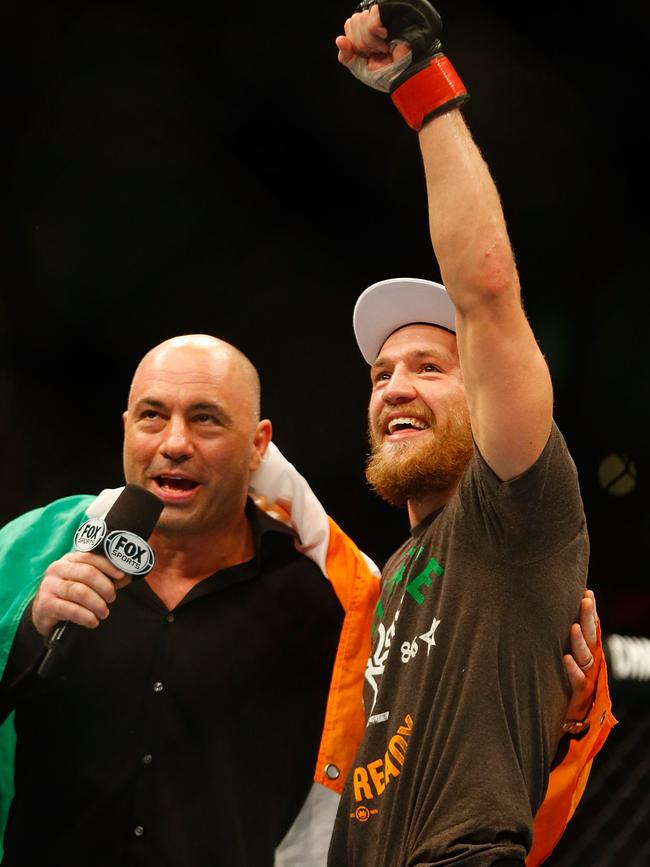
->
[161,416,193,463]
[382,364,417,405]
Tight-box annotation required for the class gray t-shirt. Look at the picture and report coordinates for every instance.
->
[328,422,588,866]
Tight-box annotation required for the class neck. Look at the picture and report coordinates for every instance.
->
[148,512,255,579]
[406,482,457,528]
[143,511,255,610]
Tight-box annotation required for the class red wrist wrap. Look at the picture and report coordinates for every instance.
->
[390,55,469,131]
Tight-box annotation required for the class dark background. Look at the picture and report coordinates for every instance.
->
[1,1,648,637]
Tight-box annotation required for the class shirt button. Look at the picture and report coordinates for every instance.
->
[143,754,153,765]
[600,711,606,725]
[134,826,144,837]
[324,763,340,780]
[165,613,175,623]
[153,682,164,693]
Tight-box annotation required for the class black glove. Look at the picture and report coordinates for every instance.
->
[357,0,442,66]
[352,0,469,130]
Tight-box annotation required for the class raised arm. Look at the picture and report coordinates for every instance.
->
[417,110,553,481]
[337,1,553,480]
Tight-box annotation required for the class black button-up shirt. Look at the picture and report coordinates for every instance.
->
[1,500,344,867]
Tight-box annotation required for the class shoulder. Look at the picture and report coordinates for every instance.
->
[461,421,579,499]
[454,422,587,560]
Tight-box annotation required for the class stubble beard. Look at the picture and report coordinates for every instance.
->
[365,404,474,509]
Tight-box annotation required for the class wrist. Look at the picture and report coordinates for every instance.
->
[390,54,470,131]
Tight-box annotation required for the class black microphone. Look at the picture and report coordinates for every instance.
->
[37,483,164,678]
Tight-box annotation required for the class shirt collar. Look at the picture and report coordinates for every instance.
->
[245,496,298,553]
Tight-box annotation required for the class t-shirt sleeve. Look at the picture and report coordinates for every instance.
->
[458,421,587,564]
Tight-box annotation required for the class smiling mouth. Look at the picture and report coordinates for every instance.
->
[155,476,199,492]
[386,417,429,435]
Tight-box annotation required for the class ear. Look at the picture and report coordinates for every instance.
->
[249,419,272,472]
[122,410,128,430]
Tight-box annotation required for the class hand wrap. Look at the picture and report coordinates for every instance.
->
[353,0,469,131]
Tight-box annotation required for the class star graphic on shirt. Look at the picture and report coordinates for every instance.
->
[419,616,441,655]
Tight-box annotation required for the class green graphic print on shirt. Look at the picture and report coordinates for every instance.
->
[367,545,444,724]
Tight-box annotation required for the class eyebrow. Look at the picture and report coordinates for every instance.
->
[372,347,458,372]
[134,397,233,423]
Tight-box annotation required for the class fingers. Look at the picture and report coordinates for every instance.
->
[335,34,354,66]
[569,620,593,673]
[349,7,388,53]
[563,608,600,726]
[563,650,588,698]
[250,494,292,525]
[274,496,293,520]
[562,646,592,724]
[559,588,600,734]
[337,8,390,65]
[32,552,127,638]
[67,550,127,583]
[391,41,411,62]
[578,588,598,650]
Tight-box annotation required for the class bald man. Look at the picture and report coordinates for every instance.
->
[0,335,357,867]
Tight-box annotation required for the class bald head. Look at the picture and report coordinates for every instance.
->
[122,334,272,537]
[128,334,261,426]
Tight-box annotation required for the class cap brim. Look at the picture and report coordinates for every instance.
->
[353,277,456,365]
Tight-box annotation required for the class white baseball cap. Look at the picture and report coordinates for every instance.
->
[353,277,456,365]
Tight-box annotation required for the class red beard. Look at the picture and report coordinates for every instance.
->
[365,403,474,508]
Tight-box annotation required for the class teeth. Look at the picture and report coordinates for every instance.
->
[388,417,428,434]
[158,477,196,490]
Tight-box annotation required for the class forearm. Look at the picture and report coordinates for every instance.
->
[418,109,520,316]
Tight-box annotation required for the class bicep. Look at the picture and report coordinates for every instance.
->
[456,301,554,481]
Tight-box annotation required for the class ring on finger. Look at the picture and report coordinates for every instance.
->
[579,655,594,671]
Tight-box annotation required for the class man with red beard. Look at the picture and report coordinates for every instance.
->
[327,2,615,866]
